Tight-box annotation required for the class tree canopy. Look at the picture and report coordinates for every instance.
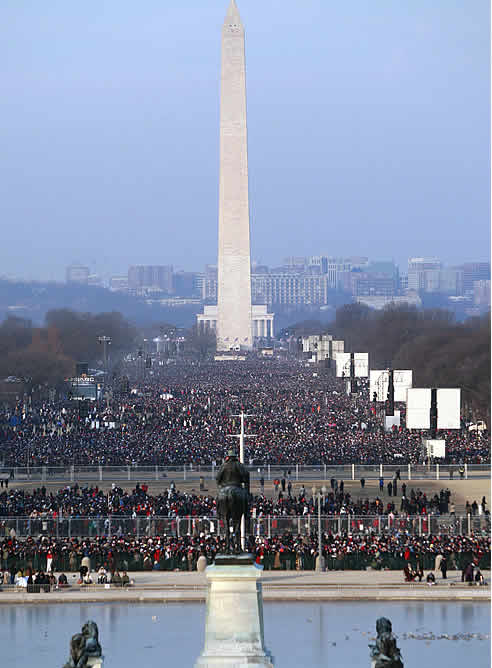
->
[0,309,137,391]
[331,304,490,419]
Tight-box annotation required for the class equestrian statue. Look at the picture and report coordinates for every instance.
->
[216,449,250,553]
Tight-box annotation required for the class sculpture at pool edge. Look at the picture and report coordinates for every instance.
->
[369,617,403,668]
[63,620,102,668]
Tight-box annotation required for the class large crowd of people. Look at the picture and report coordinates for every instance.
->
[0,361,489,466]
[0,482,461,519]
[0,530,489,576]
[0,360,488,579]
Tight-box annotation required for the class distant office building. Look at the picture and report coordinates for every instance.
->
[109,276,128,292]
[283,257,307,271]
[193,273,205,297]
[357,294,422,310]
[252,263,269,274]
[87,275,102,287]
[473,280,491,307]
[156,297,202,307]
[407,260,463,296]
[206,263,338,304]
[366,261,399,279]
[420,269,441,293]
[309,257,352,287]
[203,265,218,301]
[350,272,397,297]
[273,264,305,275]
[407,258,442,292]
[345,256,369,270]
[66,264,90,284]
[306,263,322,275]
[438,268,464,296]
[422,268,463,295]
[205,257,358,304]
[336,271,353,294]
[460,262,491,294]
[308,256,329,274]
[128,265,174,293]
[325,261,346,288]
[252,273,332,306]
[347,261,399,297]
[174,271,202,297]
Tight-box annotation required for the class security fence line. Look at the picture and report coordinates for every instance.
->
[3,550,490,575]
[0,462,488,483]
[1,514,488,539]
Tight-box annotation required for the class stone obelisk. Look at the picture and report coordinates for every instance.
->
[216,0,253,351]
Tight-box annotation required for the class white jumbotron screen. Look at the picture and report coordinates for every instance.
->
[331,340,344,358]
[335,353,350,377]
[370,370,412,402]
[353,353,369,377]
[406,388,461,430]
[406,388,431,429]
[335,352,368,377]
[437,389,461,429]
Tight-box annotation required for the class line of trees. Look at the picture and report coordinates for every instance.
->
[290,304,491,419]
[0,310,137,393]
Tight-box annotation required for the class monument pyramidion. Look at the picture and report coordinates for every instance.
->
[197,0,274,353]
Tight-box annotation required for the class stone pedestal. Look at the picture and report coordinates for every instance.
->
[195,554,274,667]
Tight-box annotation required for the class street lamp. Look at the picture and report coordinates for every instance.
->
[313,486,326,573]
[98,336,112,379]
[228,412,256,551]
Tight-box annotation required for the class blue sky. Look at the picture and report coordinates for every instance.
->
[1,0,489,280]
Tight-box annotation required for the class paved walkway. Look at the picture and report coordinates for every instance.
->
[1,570,489,604]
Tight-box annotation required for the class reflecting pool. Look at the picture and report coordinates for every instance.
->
[0,601,489,667]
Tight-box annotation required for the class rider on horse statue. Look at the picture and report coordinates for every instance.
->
[216,449,250,553]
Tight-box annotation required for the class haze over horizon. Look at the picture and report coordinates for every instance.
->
[1,0,490,282]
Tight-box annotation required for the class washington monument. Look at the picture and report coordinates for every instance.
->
[198,1,274,351]
[217,0,252,351]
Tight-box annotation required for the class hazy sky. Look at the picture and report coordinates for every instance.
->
[1,0,490,281]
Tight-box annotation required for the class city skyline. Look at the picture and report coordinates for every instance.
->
[62,255,490,310]
[3,249,490,285]
[15,252,492,286]
[1,0,490,281]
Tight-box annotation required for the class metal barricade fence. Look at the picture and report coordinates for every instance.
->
[0,514,487,539]
[3,462,489,483]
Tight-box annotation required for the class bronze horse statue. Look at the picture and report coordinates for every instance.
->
[216,450,250,553]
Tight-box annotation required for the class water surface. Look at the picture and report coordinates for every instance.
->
[1,601,489,667]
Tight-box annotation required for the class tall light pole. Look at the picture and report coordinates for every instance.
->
[143,339,149,381]
[313,485,327,572]
[98,336,112,381]
[228,412,256,550]
[229,412,256,464]
[386,368,395,417]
